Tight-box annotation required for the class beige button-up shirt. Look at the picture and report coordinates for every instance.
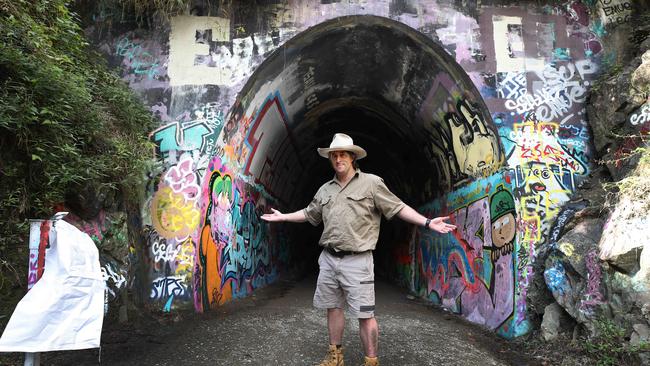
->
[303,170,405,252]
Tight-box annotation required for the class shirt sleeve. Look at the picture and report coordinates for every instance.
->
[303,192,323,226]
[373,178,405,220]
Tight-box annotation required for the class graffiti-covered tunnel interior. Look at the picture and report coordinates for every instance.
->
[186,14,517,335]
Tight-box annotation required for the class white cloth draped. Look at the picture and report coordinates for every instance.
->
[0,220,104,352]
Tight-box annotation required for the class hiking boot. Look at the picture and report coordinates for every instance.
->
[317,344,344,366]
[361,356,379,366]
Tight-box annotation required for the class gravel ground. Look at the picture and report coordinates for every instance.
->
[0,277,539,366]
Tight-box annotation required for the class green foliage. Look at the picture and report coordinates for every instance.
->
[0,0,155,308]
[583,317,649,366]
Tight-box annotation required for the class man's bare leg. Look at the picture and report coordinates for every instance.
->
[328,308,345,345]
[359,317,378,357]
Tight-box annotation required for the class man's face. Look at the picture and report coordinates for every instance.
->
[329,151,355,176]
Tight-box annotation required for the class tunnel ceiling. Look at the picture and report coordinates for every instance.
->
[220,15,504,208]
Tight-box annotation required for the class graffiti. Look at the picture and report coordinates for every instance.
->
[150,275,188,300]
[504,61,597,121]
[175,238,195,274]
[496,72,527,100]
[191,157,284,311]
[446,99,501,177]
[630,103,650,126]
[581,250,605,312]
[549,200,588,244]
[303,65,320,110]
[492,15,544,73]
[558,242,575,257]
[168,16,231,86]
[566,2,604,57]
[508,121,587,174]
[427,72,502,183]
[196,168,234,311]
[151,186,201,240]
[227,194,273,298]
[102,261,127,302]
[242,92,301,204]
[115,37,160,79]
[599,0,632,26]
[150,103,223,160]
[63,210,110,244]
[164,155,201,201]
[544,261,568,295]
[168,16,279,87]
[151,238,181,263]
[27,252,39,289]
[415,177,516,333]
[490,185,516,261]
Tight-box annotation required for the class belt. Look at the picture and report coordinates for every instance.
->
[325,247,366,258]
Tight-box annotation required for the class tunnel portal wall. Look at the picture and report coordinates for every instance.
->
[81,0,621,337]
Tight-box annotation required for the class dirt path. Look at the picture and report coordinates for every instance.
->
[1,277,538,365]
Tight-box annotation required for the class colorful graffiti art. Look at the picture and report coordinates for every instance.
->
[415,174,526,337]
[191,157,285,311]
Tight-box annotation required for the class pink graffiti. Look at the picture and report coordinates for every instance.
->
[27,252,39,289]
[63,209,109,242]
[581,250,604,311]
[164,156,200,201]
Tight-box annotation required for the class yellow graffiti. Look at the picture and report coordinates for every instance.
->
[511,121,585,175]
[175,237,195,275]
[151,186,200,240]
[559,242,574,257]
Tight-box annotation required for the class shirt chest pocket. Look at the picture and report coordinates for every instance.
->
[345,192,375,217]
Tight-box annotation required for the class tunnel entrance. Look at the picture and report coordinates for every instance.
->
[195,14,518,334]
[217,15,503,282]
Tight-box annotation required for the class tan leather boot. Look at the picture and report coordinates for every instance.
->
[317,344,344,366]
[362,356,379,366]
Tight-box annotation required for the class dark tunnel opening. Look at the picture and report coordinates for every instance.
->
[220,14,503,291]
[285,104,433,279]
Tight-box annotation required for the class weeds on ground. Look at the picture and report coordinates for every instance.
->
[582,317,649,366]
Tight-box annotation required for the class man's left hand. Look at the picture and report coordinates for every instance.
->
[429,216,456,234]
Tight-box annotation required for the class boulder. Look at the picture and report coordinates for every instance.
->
[630,323,650,347]
[630,50,650,102]
[544,218,606,326]
[541,302,564,341]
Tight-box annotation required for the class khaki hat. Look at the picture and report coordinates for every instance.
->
[317,133,367,159]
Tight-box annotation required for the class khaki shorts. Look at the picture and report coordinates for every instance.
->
[313,249,375,319]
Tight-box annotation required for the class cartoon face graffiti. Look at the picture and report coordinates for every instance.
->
[492,213,515,248]
[489,185,516,261]
[447,99,500,177]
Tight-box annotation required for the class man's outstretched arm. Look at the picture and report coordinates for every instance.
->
[261,208,308,223]
[396,205,456,234]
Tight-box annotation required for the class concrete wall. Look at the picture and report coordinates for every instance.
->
[83,0,636,336]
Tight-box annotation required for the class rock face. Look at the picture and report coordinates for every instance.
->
[544,218,606,327]
[540,31,650,349]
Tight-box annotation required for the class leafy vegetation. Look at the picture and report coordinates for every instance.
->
[584,317,649,366]
[0,0,155,319]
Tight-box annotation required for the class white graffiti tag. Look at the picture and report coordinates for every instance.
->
[164,155,200,201]
[630,103,650,126]
[150,276,187,300]
[504,61,597,120]
[151,240,181,263]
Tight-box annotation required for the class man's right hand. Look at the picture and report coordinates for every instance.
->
[261,208,284,222]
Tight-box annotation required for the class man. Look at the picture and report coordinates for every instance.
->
[261,133,456,366]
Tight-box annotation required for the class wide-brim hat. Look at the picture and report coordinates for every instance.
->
[317,133,367,159]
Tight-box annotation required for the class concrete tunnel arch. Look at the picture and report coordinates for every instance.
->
[202,15,518,335]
